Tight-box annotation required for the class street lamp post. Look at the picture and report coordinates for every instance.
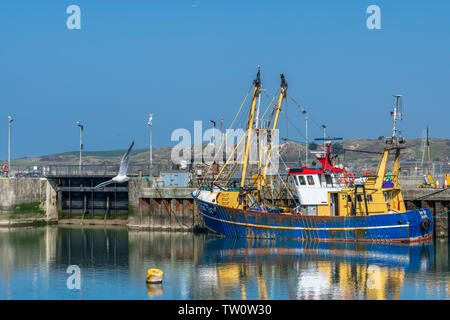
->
[322,124,327,153]
[8,116,14,178]
[148,114,153,177]
[76,121,84,175]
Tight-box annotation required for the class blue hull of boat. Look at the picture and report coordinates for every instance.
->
[193,195,433,243]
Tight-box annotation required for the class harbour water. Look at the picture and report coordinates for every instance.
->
[0,226,448,300]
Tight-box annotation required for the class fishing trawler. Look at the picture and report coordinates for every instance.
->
[192,70,433,242]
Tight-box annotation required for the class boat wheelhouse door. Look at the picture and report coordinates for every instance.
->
[330,193,338,216]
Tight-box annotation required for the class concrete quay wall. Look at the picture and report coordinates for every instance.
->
[0,178,58,225]
[403,188,449,238]
[127,178,203,231]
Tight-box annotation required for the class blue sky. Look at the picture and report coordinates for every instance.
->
[0,0,449,159]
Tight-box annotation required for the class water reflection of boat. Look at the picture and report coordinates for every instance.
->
[202,238,433,271]
[198,237,434,299]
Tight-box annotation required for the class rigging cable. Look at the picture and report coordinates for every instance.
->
[287,92,324,131]
[215,89,280,186]
[273,149,299,207]
[199,84,252,187]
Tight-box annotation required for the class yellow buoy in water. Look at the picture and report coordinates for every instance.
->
[146,268,163,283]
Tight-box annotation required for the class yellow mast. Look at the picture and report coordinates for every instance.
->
[373,149,389,190]
[240,70,262,188]
[365,94,407,214]
[392,148,401,187]
[261,74,288,186]
[372,95,405,189]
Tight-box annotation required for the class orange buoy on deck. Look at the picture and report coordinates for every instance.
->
[344,172,355,184]
[364,171,375,177]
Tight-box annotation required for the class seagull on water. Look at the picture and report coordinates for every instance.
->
[94,141,134,190]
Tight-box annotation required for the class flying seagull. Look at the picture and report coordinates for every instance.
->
[94,141,134,190]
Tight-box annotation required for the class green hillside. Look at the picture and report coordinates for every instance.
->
[56,149,147,158]
[5,138,450,168]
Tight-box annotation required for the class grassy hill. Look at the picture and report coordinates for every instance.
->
[6,138,450,168]
[279,138,450,163]
[56,149,147,158]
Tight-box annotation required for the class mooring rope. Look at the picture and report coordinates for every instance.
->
[398,209,450,225]
[434,210,450,219]
[409,187,448,201]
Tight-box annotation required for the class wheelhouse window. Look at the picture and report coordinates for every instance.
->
[290,176,297,186]
[307,175,315,185]
[298,176,306,186]
[325,175,332,185]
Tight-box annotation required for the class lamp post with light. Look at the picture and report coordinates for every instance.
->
[8,116,14,178]
[76,121,84,175]
[147,114,153,176]
[322,124,327,153]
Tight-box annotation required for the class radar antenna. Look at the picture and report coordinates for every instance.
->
[386,94,406,147]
